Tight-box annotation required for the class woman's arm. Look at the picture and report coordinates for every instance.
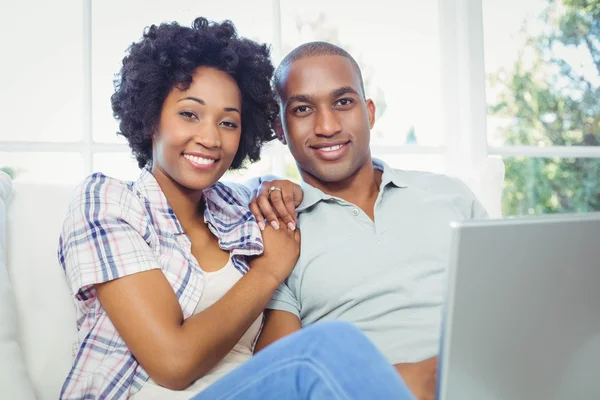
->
[61,176,300,390]
[96,265,280,390]
[95,220,299,391]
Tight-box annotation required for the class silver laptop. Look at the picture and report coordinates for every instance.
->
[437,212,600,400]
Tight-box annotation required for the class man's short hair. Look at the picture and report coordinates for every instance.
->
[273,41,366,101]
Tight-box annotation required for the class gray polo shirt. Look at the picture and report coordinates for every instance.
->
[267,159,487,364]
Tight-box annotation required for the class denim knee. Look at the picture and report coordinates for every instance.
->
[303,321,371,351]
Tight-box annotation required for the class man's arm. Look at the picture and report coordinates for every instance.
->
[394,357,438,400]
[254,309,302,353]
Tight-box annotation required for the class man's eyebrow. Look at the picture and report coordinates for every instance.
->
[285,86,359,106]
[287,94,315,104]
[331,86,359,98]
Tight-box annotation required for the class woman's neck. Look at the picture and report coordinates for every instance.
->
[151,166,206,232]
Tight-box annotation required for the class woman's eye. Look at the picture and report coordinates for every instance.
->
[180,111,197,119]
[221,121,239,129]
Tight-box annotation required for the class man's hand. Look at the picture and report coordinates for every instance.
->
[394,356,438,400]
[249,179,303,231]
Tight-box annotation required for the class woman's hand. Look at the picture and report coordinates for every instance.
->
[249,219,301,286]
[249,180,303,231]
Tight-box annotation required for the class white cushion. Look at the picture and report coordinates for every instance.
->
[6,181,78,400]
[454,156,506,218]
[0,172,36,399]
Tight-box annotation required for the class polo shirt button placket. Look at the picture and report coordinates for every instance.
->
[352,208,360,216]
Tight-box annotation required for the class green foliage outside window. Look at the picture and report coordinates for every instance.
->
[489,0,600,215]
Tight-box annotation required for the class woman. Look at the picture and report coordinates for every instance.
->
[58,18,413,399]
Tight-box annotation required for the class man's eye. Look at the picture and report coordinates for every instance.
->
[294,105,310,113]
[336,98,353,107]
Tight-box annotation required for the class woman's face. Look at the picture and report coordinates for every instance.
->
[151,66,242,191]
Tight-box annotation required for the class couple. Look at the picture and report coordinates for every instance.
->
[58,17,485,400]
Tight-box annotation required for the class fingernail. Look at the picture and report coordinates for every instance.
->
[258,221,265,231]
[287,222,296,231]
[270,220,280,230]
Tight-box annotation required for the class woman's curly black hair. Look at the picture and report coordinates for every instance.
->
[111,17,278,169]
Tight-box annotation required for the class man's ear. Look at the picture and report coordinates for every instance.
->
[273,117,286,145]
[366,99,376,129]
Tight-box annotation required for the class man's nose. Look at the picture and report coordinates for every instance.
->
[314,109,342,137]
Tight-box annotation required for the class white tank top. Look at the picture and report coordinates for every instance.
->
[133,257,263,399]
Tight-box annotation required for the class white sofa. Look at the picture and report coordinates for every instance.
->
[0,173,77,399]
[0,158,505,399]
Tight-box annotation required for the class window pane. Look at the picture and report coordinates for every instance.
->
[91,0,274,144]
[0,0,83,142]
[280,0,442,146]
[0,152,84,184]
[373,154,445,174]
[282,152,300,182]
[93,152,142,182]
[503,157,600,216]
[483,0,600,147]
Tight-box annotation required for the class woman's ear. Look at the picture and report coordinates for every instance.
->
[273,118,286,145]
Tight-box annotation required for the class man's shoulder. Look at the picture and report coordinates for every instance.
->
[393,169,476,200]
[392,169,487,218]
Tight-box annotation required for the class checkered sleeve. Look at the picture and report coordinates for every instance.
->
[225,182,252,204]
[58,173,160,299]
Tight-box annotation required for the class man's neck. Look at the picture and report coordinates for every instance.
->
[302,158,382,215]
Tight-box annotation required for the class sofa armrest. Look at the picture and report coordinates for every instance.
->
[0,172,36,400]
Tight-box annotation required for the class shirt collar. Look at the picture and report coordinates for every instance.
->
[133,168,185,235]
[133,169,263,256]
[374,158,409,189]
[296,158,408,213]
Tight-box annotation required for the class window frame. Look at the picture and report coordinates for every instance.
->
[1,0,598,180]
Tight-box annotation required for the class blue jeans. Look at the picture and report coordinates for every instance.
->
[191,321,415,400]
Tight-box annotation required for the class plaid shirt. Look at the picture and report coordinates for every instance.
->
[58,169,263,399]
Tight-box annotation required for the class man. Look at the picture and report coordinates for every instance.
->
[249,42,487,400]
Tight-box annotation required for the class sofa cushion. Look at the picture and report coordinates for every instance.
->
[6,181,77,400]
[0,172,36,399]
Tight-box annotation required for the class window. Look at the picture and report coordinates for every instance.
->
[483,0,600,215]
[91,0,276,180]
[502,156,599,215]
[279,0,444,173]
[0,0,446,186]
[1,0,85,145]
[1,0,597,217]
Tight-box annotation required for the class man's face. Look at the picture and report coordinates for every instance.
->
[278,55,375,184]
